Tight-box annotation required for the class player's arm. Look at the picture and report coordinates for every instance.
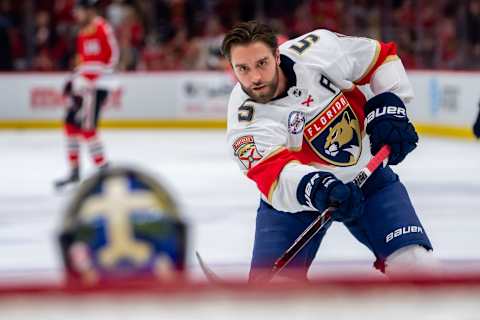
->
[336,32,418,165]
[99,21,119,70]
[338,34,414,101]
[226,86,302,212]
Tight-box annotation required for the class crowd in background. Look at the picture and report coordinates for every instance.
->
[0,0,479,72]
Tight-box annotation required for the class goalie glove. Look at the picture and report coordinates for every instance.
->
[365,92,418,165]
[297,172,364,223]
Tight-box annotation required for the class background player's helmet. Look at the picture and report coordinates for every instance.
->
[59,166,187,284]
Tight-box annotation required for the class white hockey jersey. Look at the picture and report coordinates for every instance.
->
[226,29,414,213]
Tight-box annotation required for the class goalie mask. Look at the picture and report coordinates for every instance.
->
[59,166,187,284]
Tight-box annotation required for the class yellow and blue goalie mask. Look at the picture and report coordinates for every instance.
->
[59,166,187,284]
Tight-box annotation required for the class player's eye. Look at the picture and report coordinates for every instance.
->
[237,66,248,73]
[258,60,268,68]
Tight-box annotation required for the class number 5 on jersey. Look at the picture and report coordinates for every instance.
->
[238,103,255,122]
[289,34,319,54]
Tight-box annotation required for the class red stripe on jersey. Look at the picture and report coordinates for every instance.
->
[247,145,334,198]
[354,42,398,86]
[247,149,296,198]
[247,147,334,199]
[343,86,367,126]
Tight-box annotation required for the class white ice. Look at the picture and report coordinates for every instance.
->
[1,130,479,284]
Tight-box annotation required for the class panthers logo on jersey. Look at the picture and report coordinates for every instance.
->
[304,94,362,166]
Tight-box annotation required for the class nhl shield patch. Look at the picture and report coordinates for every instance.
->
[232,135,263,169]
[304,94,362,166]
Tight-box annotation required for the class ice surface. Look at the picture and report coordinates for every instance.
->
[1,130,479,283]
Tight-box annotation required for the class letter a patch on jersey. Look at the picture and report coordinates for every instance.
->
[304,94,362,166]
[233,135,263,169]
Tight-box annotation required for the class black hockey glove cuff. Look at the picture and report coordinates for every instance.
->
[297,172,364,223]
[63,79,73,96]
[365,92,418,166]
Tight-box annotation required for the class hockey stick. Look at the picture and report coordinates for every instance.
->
[195,251,224,283]
[266,145,391,281]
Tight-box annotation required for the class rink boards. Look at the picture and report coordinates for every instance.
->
[1,276,480,320]
[0,71,479,138]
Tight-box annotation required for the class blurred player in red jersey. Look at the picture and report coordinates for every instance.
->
[55,0,119,190]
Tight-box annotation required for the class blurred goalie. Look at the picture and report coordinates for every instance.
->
[58,166,187,284]
[55,0,119,189]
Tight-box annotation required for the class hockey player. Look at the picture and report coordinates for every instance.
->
[55,0,119,189]
[59,165,187,284]
[223,21,435,281]
[473,99,480,138]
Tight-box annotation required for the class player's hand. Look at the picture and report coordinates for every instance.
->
[327,181,364,223]
[365,92,418,165]
[297,172,364,223]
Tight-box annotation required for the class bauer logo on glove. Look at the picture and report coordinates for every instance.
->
[364,92,419,166]
[365,105,407,125]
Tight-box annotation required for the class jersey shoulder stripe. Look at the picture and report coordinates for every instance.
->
[354,41,398,85]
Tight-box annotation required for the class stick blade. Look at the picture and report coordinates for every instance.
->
[195,251,224,284]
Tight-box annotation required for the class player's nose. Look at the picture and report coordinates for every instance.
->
[249,69,262,84]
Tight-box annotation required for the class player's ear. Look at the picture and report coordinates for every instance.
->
[274,49,280,65]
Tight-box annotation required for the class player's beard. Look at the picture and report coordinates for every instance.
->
[241,65,279,104]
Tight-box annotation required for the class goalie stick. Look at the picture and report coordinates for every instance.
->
[196,145,390,283]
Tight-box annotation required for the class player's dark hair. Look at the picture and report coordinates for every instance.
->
[222,21,278,61]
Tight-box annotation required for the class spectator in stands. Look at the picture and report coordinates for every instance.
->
[116,4,145,70]
[0,0,25,70]
[32,10,55,70]
[0,5,13,70]
[466,0,480,68]
[106,0,128,30]
[195,16,228,70]
[1,0,480,71]
[30,9,70,71]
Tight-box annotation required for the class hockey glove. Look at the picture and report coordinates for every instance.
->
[365,92,418,166]
[473,102,480,138]
[297,172,364,223]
